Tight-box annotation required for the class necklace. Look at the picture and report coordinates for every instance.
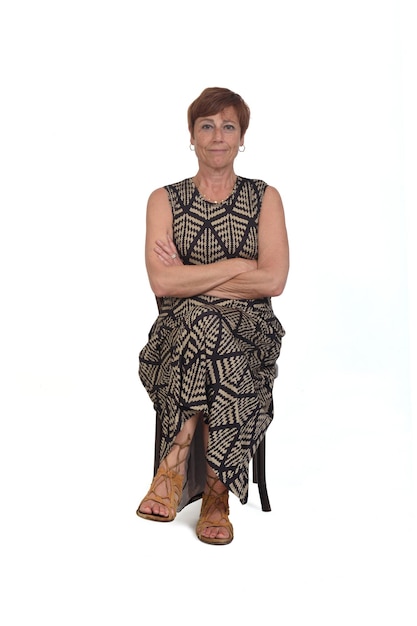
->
[193,177,236,204]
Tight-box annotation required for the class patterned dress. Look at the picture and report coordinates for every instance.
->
[139,176,285,507]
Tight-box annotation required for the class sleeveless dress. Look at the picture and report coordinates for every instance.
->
[139,176,285,508]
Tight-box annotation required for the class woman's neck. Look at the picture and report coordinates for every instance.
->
[193,171,237,204]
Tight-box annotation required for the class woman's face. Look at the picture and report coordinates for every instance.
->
[191,106,244,169]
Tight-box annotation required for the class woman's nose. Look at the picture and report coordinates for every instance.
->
[213,127,223,140]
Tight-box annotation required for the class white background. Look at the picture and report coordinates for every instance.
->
[1,1,415,624]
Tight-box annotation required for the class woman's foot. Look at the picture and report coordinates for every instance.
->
[137,459,182,520]
[196,477,234,545]
[136,437,191,522]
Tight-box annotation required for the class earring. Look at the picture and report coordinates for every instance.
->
[238,145,245,152]
[189,144,195,151]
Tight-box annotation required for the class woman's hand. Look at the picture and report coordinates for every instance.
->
[154,235,183,266]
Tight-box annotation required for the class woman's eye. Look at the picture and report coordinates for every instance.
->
[224,124,235,131]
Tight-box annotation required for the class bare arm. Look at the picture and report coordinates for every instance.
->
[144,188,256,298]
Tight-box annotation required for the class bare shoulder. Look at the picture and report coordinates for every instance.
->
[146,186,173,237]
[263,184,283,205]
[146,188,172,227]
[261,185,285,219]
[147,186,170,207]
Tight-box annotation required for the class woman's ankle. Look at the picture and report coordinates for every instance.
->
[204,474,227,496]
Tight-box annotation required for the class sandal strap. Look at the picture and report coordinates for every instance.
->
[144,466,183,509]
[196,481,233,543]
[137,437,191,521]
[137,466,183,521]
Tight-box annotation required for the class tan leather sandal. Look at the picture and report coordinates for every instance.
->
[196,479,234,545]
[136,439,190,522]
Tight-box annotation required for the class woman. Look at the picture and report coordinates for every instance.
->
[136,87,289,545]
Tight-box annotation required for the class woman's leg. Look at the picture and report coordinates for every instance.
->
[197,423,233,542]
[138,412,200,519]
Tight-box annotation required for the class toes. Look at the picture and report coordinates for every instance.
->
[140,500,169,517]
[202,526,229,540]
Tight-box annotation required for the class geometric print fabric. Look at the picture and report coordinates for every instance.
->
[139,177,285,504]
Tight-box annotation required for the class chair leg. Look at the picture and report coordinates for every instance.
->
[253,438,271,512]
[153,416,162,476]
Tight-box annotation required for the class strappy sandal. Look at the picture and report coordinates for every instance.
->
[196,479,234,545]
[136,438,190,522]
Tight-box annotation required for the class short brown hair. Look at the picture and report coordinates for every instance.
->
[187,87,250,138]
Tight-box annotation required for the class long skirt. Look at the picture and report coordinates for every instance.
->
[139,295,285,508]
